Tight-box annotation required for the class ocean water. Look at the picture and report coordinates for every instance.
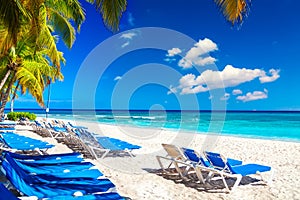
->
[10,109,300,141]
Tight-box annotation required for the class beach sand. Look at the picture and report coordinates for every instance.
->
[15,121,300,200]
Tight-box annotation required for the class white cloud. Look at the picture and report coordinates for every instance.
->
[114,76,122,81]
[167,48,182,57]
[259,69,280,83]
[236,89,268,102]
[119,32,137,48]
[178,38,218,68]
[120,32,136,39]
[167,85,177,95]
[220,93,230,101]
[178,65,280,94]
[232,89,243,95]
[121,42,130,48]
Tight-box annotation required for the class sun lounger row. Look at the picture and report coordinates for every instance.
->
[157,144,274,192]
[0,151,125,199]
[0,121,16,132]
[33,119,141,159]
[0,132,54,154]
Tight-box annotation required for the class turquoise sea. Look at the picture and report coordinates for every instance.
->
[9,109,300,141]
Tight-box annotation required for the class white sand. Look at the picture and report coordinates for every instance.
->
[14,121,300,200]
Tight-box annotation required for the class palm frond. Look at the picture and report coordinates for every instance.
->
[214,0,251,25]
[47,9,76,48]
[0,0,31,46]
[45,0,85,31]
[88,0,127,32]
[15,65,44,106]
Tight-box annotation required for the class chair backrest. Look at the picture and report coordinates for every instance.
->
[182,148,200,162]
[162,144,187,161]
[204,151,227,170]
[4,154,36,183]
[183,148,211,167]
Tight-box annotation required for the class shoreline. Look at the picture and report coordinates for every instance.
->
[37,115,300,143]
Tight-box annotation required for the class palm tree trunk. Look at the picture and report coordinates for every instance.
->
[0,69,11,92]
[10,81,20,112]
[0,72,16,120]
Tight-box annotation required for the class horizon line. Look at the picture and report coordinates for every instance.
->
[5,108,300,112]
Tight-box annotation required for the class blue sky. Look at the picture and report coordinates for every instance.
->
[12,0,300,111]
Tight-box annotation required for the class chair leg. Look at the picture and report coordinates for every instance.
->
[195,167,205,184]
[220,173,230,193]
[231,174,242,192]
[259,169,275,185]
[156,156,167,172]
[173,162,184,177]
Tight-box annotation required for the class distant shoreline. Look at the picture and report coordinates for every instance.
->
[5,108,300,113]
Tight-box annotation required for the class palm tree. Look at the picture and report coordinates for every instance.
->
[0,32,64,115]
[0,0,84,118]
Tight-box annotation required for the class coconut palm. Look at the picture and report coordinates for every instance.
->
[0,32,64,115]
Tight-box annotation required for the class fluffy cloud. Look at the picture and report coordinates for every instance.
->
[236,89,268,102]
[178,38,218,68]
[178,65,280,94]
[114,76,122,81]
[220,93,230,101]
[120,32,136,39]
[232,89,243,95]
[259,69,280,83]
[166,48,182,57]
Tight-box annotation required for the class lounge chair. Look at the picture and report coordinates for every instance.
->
[3,152,103,179]
[7,151,84,164]
[76,129,141,159]
[204,151,274,192]
[1,158,118,198]
[0,121,16,132]
[156,144,206,183]
[0,182,124,200]
[183,148,243,168]
[0,132,54,154]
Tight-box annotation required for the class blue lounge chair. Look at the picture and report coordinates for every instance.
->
[48,122,68,133]
[156,144,208,183]
[1,160,117,198]
[3,153,103,179]
[0,132,54,153]
[0,183,124,200]
[183,148,243,168]
[7,151,84,164]
[91,136,141,158]
[204,151,274,192]
[76,129,141,159]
